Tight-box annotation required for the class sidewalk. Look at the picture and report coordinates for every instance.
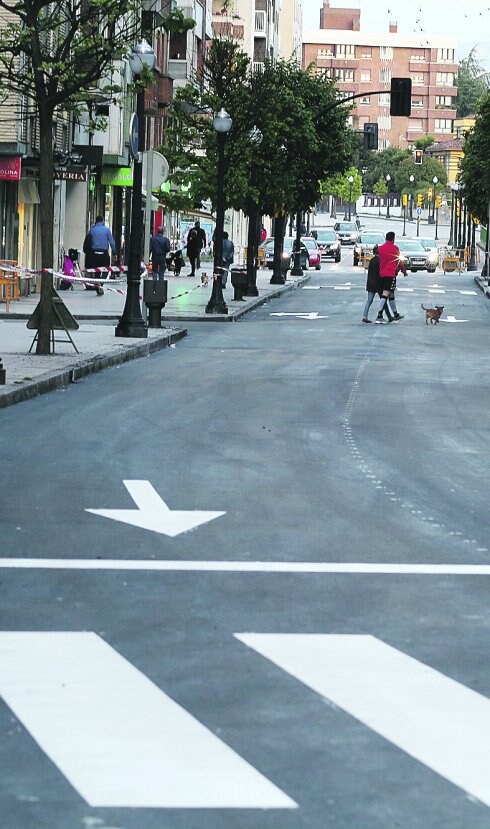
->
[0,265,309,409]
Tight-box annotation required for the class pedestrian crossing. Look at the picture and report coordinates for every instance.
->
[303,284,478,296]
[1,630,490,812]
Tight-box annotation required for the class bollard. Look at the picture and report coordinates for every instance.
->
[0,356,5,384]
[230,267,248,301]
[143,279,167,328]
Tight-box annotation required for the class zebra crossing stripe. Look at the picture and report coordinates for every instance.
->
[236,633,490,808]
[0,632,296,810]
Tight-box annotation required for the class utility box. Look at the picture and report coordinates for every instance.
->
[230,268,248,301]
[143,279,167,327]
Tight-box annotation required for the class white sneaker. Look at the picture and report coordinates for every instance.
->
[375,316,385,324]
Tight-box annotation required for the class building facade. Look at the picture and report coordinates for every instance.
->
[303,0,458,150]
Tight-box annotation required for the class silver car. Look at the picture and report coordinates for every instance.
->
[396,239,432,272]
[333,221,360,245]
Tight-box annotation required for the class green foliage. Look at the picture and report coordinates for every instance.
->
[459,93,490,221]
[414,136,435,150]
[456,47,490,118]
[361,146,410,192]
[162,9,195,34]
[373,177,388,197]
[159,39,354,220]
[393,155,447,195]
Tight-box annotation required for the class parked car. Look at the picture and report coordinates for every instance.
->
[261,237,309,271]
[301,236,321,269]
[333,221,360,245]
[418,238,441,273]
[396,239,433,272]
[314,227,341,262]
[353,230,386,266]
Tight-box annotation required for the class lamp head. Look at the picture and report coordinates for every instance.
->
[129,39,156,75]
[213,108,232,134]
[433,176,438,184]
[348,175,354,183]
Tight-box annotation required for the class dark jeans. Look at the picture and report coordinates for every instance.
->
[152,258,166,280]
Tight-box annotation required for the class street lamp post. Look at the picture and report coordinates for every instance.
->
[206,107,232,315]
[386,174,391,219]
[348,175,354,221]
[428,175,438,225]
[409,174,414,221]
[115,39,155,339]
[468,214,477,271]
[449,182,458,247]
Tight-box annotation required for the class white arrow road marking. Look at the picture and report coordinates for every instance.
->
[0,632,296,810]
[269,312,328,319]
[86,480,225,537]
[443,316,468,323]
[1,560,490,573]
[236,633,490,808]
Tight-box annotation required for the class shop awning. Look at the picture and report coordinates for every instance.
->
[18,179,40,204]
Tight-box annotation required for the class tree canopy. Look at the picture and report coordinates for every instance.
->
[459,93,490,221]
[455,47,490,118]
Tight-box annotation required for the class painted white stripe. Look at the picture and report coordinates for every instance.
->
[1,558,490,574]
[396,287,414,292]
[428,289,445,293]
[0,632,296,809]
[236,633,490,808]
[460,290,478,295]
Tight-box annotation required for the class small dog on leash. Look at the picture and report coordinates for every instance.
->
[200,272,208,287]
[421,304,444,324]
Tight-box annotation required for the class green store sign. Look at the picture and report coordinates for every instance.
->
[101,167,133,186]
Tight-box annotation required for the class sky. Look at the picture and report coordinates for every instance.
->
[302,0,490,67]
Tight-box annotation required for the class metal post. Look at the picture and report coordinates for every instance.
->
[468,217,477,271]
[206,131,228,314]
[448,192,455,247]
[416,215,420,237]
[435,206,439,241]
[0,356,6,384]
[402,203,406,236]
[115,85,148,338]
[290,210,304,276]
[348,181,352,221]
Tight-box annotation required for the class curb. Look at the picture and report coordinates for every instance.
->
[474,275,490,299]
[0,327,187,410]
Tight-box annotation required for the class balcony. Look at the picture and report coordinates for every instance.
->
[254,9,266,36]
[167,58,188,80]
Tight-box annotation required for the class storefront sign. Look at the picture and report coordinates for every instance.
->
[0,156,21,181]
[54,170,87,181]
[101,167,133,187]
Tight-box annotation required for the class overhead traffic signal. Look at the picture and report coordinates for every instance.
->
[363,122,378,150]
[414,149,423,165]
[390,78,412,117]
[417,194,423,207]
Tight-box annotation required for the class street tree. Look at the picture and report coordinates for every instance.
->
[0,0,141,354]
[455,47,490,118]
[459,93,490,222]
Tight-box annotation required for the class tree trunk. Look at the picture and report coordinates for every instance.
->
[36,105,55,355]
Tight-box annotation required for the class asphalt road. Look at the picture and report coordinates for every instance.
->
[1,243,490,829]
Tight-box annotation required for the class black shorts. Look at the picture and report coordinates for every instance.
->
[380,276,396,294]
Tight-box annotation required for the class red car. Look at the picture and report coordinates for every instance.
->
[302,236,321,269]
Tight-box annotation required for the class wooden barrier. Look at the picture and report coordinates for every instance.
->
[0,262,20,311]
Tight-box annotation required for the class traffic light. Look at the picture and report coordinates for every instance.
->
[363,122,378,150]
[428,189,433,199]
[390,78,412,117]
[417,194,423,207]
[414,149,423,165]
[436,195,442,209]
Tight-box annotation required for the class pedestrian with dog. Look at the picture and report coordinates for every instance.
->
[362,245,393,323]
[375,231,406,324]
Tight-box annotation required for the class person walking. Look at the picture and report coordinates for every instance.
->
[83,214,117,293]
[375,231,406,324]
[362,245,393,323]
[149,227,170,280]
[193,221,207,269]
[185,225,199,277]
[221,232,235,288]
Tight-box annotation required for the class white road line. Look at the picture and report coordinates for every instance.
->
[0,632,296,810]
[397,287,414,292]
[236,633,490,808]
[2,559,490,574]
[428,289,445,293]
[460,290,478,295]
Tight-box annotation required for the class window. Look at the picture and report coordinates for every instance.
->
[360,70,371,82]
[410,53,426,62]
[411,74,425,86]
[437,48,454,62]
[378,114,391,131]
[317,48,334,57]
[412,99,423,108]
[360,96,370,104]
[378,93,390,107]
[361,46,372,58]
[435,95,452,108]
[380,45,393,60]
[408,118,423,131]
[336,43,355,57]
[334,68,354,82]
[436,72,454,85]
[379,67,391,84]
[435,118,453,132]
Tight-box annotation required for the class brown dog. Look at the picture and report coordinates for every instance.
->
[421,304,444,324]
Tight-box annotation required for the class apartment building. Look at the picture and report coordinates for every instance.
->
[303,0,458,150]
[212,0,280,72]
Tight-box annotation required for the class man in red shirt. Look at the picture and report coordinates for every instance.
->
[375,231,407,324]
